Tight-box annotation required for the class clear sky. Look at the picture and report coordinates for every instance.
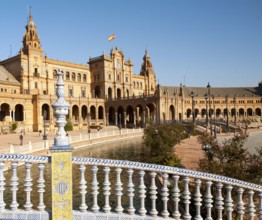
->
[0,0,261,87]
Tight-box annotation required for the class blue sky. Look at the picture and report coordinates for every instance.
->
[0,0,261,87]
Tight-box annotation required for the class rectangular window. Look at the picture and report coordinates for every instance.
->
[35,82,38,89]
[81,87,86,98]
[68,85,73,97]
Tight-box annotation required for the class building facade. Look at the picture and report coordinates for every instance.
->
[0,11,261,133]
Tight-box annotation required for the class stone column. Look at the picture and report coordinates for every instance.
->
[124,111,127,128]
[23,110,26,122]
[115,112,118,126]
[133,112,136,128]
[50,69,73,220]
[13,110,15,121]
[9,110,12,122]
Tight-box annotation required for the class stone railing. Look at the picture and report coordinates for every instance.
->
[0,154,262,219]
[0,128,143,155]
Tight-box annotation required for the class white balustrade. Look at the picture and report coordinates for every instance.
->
[79,164,87,212]
[0,154,262,220]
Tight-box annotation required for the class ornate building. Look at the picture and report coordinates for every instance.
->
[0,11,261,133]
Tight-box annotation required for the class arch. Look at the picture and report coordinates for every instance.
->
[255,108,261,116]
[83,74,87,82]
[72,72,76,81]
[194,108,199,118]
[223,108,228,117]
[216,108,221,117]
[66,72,70,80]
[109,107,115,125]
[117,88,121,98]
[108,87,112,99]
[117,106,124,127]
[239,108,244,117]
[126,105,134,124]
[231,108,236,117]
[81,105,88,120]
[201,109,206,118]
[186,109,191,119]
[0,103,10,121]
[15,104,24,121]
[72,105,79,121]
[95,86,101,98]
[98,106,104,119]
[247,108,253,117]
[53,70,57,79]
[77,73,81,82]
[169,105,175,121]
[147,103,156,124]
[41,104,50,120]
[90,105,96,120]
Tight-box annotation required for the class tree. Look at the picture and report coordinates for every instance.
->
[142,124,186,167]
[198,131,262,184]
[64,120,73,131]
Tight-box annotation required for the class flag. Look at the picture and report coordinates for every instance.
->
[108,34,115,41]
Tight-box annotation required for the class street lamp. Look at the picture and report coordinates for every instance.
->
[190,91,195,132]
[204,93,208,132]
[233,95,237,126]
[43,110,47,140]
[87,112,91,134]
[207,82,212,136]
[212,95,216,138]
[225,95,229,132]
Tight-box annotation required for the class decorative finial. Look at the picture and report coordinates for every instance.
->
[51,69,71,150]
[29,6,33,21]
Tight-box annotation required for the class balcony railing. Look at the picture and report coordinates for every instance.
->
[0,154,261,219]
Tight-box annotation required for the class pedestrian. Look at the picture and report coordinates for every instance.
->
[19,134,23,146]
[39,130,42,137]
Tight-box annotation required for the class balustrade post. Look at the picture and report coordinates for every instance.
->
[258,192,262,220]
[225,184,233,220]
[10,161,19,211]
[194,178,202,220]
[237,187,244,220]
[115,168,123,214]
[182,176,191,220]
[0,161,6,211]
[24,162,33,211]
[248,190,255,220]
[37,163,45,211]
[91,165,99,213]
[127,169,135,215]
[215,182,224,220]
[138,170,146,216]
[172,175,180,219]
[103,166,111,213]
[161,173,169,218]
[149,172,158,217]
[205,181,213,220]
[79,164,87,212]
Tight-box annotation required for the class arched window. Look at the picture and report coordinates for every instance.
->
[83,74,87,82]
[53,70,57,79]
[72,72,76,81]
[77,73,81,82]
[66,72,70,80]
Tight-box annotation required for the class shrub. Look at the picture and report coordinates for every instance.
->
[11,122,17,131]
[64,120,73,131]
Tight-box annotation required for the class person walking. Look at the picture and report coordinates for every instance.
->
[19,134,24,146]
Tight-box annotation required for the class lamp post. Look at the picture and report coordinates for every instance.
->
[225,95,229,132]
[212,95,216,138]
[204,93,208,132]
[233,95,237,126]
[207,82,212,136]
[190,91,195,132]
[87,112,91,134]
[43,110,47,140]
